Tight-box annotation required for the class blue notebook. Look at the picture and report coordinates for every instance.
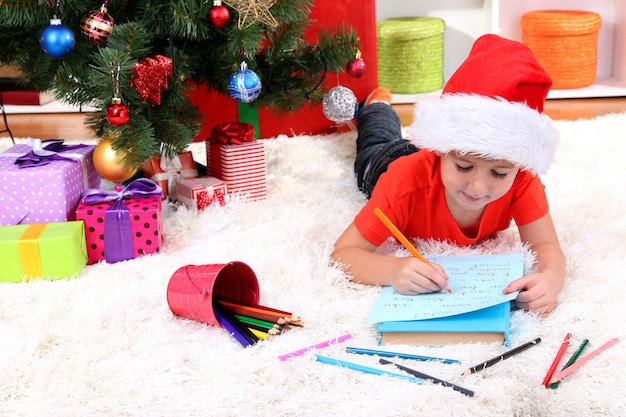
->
[378,301,512,346]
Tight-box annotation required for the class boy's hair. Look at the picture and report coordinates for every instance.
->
[408,34,559,175]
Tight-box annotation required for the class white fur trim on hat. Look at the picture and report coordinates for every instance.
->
[407,94,559,175]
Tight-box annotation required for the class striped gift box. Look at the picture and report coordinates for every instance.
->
[206,141,267,201]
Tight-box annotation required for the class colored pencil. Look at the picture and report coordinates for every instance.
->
[380,359,477,397]
[219,299,303,326]
[315,355,423,384]
[548,337,619,385]
[248,327,268,340]
[278,333,353,361]
[244,321,282,337]
[219,297,297,317]
[234,314,286,333]
[374,207,428,262]
[541,333,572,386]
[549,338,589,389]
[213,301,259,347]
[373,207,451,293]
[463,337,542,376]
[346,346,460,364]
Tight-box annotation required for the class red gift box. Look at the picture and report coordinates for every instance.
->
[177,177,227,210]
[188,0,377,140]
[141,150,198,200]
[206,123,267,201]
[75,179,163,265]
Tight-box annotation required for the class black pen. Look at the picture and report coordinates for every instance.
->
[380,358,477,397]
[462,337,541,375]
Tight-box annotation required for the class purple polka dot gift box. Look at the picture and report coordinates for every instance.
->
[75,179,163,265]
[0,139,101,226]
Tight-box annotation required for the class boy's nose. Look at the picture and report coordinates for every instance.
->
[466,175,488,196]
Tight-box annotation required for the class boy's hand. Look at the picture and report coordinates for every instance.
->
[504,272,560,317]
[390,257,450,295]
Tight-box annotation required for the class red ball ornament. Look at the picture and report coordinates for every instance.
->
[208,0,230,28]
[106,96,130,126]
[346,56,366,78]
[80,5,115,46]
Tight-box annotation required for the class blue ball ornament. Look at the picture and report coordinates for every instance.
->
[40,19,75,59]
[227,62,262,103]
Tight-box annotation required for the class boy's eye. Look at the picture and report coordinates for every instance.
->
[455,164,472,172]
[491,171,508,179]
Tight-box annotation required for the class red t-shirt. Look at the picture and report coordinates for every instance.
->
[354,151,549,246]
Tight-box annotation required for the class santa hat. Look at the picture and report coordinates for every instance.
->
[408,34,559,175]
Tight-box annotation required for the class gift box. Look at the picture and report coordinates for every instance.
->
[141,150,199,200]
[187,0,377,140]
[206,123,267,201]
[0,221,88,283]
[75,179,163,265]
[0,139,101,226]
[177,177,227,210]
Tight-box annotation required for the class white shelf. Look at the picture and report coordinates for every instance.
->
[2,100,96,114]
[376,0,626,100]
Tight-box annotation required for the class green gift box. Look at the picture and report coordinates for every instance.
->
[0,221,88,283]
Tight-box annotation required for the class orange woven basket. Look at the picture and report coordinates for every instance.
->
[521,10,602,89]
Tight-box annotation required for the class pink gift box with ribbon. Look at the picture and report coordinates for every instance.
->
[176,177,227,210]
[75,179,163,265]
[0,139,101,226]
[206,122,267,201]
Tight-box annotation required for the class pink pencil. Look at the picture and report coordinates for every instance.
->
[548,338,619,384]
[278,334,353,361]
[542,332,572,387]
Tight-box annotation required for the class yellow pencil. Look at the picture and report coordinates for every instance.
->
[373,207,451,293]
[248,327,269,340]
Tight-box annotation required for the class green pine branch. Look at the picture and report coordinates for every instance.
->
[0,0,358,167]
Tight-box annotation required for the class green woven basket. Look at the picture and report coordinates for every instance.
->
[377,17,446,94]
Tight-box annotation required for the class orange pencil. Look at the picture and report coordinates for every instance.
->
[373,207,451,293]
[374,207,428,263]
[219,299,304,326]
[542,332,572,387]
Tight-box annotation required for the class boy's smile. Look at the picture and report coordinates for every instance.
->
[440,152,519,214]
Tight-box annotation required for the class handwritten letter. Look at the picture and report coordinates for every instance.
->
[367,253,523,324]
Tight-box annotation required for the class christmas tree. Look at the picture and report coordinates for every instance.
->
[0,0,359,168]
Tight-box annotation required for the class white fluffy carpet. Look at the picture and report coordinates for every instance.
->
[1,112,625,417]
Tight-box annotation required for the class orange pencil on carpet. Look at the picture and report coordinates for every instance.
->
[373,207,451,293]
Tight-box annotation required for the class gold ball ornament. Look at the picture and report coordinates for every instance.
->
[92,137,138,182]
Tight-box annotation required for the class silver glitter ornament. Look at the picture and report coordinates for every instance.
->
[322,86,357,123]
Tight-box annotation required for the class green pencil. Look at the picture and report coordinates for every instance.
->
[234,314,284,331]
[549,338,589,389]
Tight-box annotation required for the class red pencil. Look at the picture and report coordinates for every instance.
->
[542,332,572,387]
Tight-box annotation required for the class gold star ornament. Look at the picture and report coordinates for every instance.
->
[223,0,278,29]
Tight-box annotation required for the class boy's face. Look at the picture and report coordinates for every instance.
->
[439,152,519,212]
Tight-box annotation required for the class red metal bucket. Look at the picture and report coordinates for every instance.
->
[166,261,260,326]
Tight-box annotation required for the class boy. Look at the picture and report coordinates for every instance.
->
[331,35,565,317]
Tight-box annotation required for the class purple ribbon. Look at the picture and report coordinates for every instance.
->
[14,139,89,168]
[82,178,162,263]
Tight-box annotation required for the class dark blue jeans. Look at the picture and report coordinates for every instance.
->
[354,103,419,198]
